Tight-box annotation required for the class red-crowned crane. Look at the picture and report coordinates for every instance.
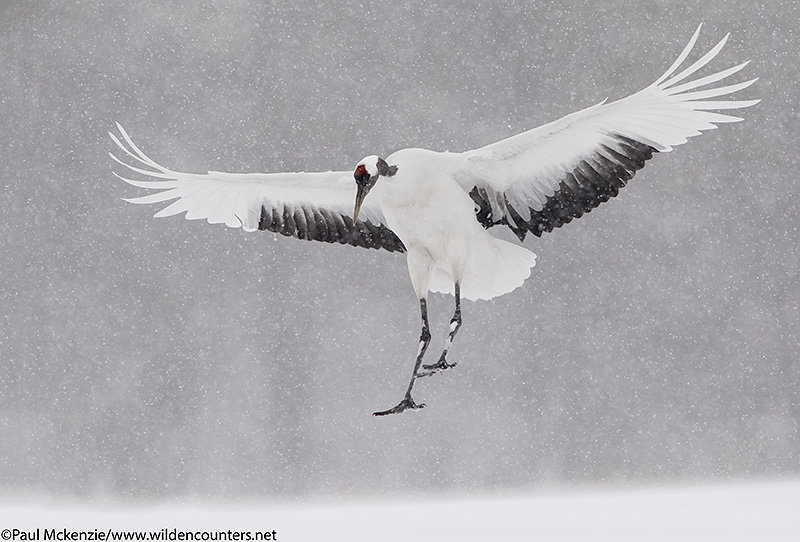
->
[112,26,758,415]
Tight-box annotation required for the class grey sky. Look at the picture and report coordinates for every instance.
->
[0,0,797,501]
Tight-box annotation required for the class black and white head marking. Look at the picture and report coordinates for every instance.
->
[354,155,398,189]
[353,156,398,224]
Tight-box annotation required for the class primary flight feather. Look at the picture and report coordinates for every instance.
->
[113,25,758,415]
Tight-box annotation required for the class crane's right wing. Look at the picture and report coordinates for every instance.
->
[110,124,405,253]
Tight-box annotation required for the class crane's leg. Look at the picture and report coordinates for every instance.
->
[373,297,431,416]
[419,282,462,377]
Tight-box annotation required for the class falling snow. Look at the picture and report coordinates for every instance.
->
[0,0,798,535]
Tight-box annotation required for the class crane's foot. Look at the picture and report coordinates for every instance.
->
[373,395,425,416]
[417,356,457,378]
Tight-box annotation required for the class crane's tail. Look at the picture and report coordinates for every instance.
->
[430,237,537,301]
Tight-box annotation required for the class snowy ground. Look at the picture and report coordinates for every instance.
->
[2,480,798,541]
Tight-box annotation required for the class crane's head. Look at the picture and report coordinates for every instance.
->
[352,155,397,224]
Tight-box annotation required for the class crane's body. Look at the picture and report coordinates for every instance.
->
[112,26,758,415]
[374,148,537,301]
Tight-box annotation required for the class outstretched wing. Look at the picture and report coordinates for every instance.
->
[456,25,759,240]
[110,124,405,252]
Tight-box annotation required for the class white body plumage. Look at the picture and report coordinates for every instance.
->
[372,148,537,301]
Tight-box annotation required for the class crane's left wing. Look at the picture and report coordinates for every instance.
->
[110,124,405,252]
[456,25,759,241]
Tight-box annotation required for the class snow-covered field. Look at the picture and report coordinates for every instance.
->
[2,480,798,541]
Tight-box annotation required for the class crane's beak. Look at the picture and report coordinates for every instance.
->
[353,184,370,224]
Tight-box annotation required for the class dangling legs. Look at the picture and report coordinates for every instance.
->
[419,282,462,377]
[373,297,431,416]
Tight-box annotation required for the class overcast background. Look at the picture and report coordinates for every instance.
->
[0,0,797,503]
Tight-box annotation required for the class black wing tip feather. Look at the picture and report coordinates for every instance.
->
[472,134,658,238]
[257,205,406,252]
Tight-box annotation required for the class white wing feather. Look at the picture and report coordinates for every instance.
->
[456,25,758,233]
[111,124,404,251]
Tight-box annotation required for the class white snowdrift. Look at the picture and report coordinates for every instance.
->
[1,480,798,541]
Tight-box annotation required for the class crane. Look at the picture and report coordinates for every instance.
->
[111,26,758,415]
